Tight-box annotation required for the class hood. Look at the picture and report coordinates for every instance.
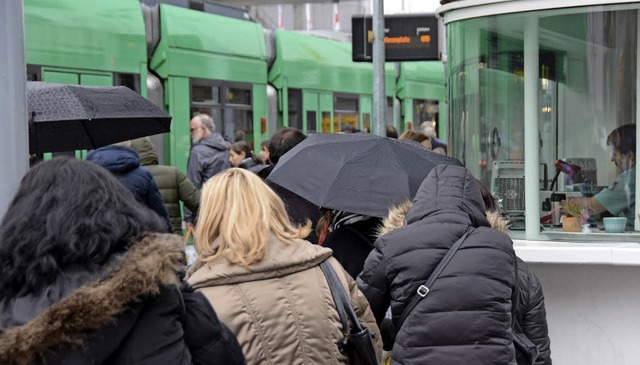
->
[377,200,509,237]
[0,233,185,365]
[188,235,332,288]
[405,165,489,228]
[131,137,159,166]
[86,146,140,174]
[199,133,231,151]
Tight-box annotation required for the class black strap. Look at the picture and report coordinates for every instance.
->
[320,260,363,332]
[396,228,472,331]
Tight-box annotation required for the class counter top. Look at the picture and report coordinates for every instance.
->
[513,238,640,266]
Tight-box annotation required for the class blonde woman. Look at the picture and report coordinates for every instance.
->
[187,168,382,364]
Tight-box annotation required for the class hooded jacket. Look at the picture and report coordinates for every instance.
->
[378,203,552,365]
[187,133,231,189]
[87,146,172,232]
[131,138,200,233]
[357,165,518,365]
[0,234,245,365]
[187,235,383,365]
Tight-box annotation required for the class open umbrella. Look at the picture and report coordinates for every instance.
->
[27,82,172,154]
[267,133,462,218]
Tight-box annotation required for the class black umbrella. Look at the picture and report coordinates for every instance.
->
[27,82,172,154]
[267,132,462,218]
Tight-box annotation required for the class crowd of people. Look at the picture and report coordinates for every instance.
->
[0,112,553,365]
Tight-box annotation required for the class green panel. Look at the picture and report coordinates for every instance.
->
[269,30,395,95]
[25,0,146,74]
[167,77,191,174]
[302,91,319,133]
[80,74,112,86]
[397,62,446,100]
[42,70,78,84]
[151,4,267,83]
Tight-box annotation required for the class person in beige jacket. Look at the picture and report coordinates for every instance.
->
[187,168,382,365]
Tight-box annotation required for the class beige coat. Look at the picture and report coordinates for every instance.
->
[188,235,382,365]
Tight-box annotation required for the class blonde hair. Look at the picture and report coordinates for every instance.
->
[195,168,311,266]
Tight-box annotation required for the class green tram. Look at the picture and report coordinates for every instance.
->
[24,0,446,173]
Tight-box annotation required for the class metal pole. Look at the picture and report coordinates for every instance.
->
[372,0,386,136]
[0,1,29,220]
[524,17,540,239]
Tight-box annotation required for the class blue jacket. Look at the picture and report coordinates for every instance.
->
[87,146,172,232]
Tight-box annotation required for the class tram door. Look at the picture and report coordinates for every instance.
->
[302,91,332,133]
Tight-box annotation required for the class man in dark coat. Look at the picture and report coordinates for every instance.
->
[87,144,172,232]
[357,165,518,365]
[187,114,231,189]
[131,137,200,234]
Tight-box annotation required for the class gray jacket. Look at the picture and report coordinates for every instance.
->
[187,133,231,189]
[357,165,518,365]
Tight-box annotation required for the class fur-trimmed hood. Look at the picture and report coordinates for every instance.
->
[0,233,186,365]
[377,200,509,236]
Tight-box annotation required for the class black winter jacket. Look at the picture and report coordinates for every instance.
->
[0,234,245,365]
[323,218,381,279]
[357,165,518,365]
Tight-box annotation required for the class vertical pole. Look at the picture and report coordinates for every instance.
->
[524,17,540,239]
[305,3,312,31]
[372,0,386,136]
[0,0,28,220]
[635,11,640,231]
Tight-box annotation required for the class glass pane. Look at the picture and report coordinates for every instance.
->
[288,89,302,129]
[306,111,317,132]
[226,87,251,105]
[448,4,638,240]
[335,96,359,112]
[321,111,332,133]
[192,85,219,104]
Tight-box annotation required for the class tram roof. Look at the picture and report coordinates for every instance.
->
[397,61,446,101]
[149,4,267,83]
[24,0,147,75]
[268,30,395,96]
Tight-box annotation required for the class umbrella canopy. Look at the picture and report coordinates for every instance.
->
[27,82,171,154]
[267,133,462,218]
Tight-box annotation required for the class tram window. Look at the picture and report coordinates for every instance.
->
[306,111,317,132]
[226,88,251,105]
[363,113,371,133]
[192,85,219,104]
[114,73,140,93]
[335,96,358,113]
[26,65,41,82]
[414,99,438,128]
[321,112,332,133]
[288,89,302,129]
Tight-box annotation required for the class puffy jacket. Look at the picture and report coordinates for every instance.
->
[322,217,381,279]
[131,138,200,234]
[0,234,245,365]
[238,157,268,174]
[187,235,383,365]
[357,165,518,365]
[378,204,552,365]
[87,146,172,232]
[187,133,231,189]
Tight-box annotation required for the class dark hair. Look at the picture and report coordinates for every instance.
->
[475,178,498,212]
[230,141,255,160]
[261,140,269,150]
[268,128,306,164]
[607,124,636,156]
[0,157,166,298]
[399,130,430,144]
[386,125,398,139]
[234,129,246,143]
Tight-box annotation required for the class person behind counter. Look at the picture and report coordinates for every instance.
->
[563,124,635,230]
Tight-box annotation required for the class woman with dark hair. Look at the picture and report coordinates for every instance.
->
[229,141,266,174]
[0,158,245,365]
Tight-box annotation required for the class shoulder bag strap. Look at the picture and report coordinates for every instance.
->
[320,260,351,333]
[320,261,362,334]
[396,227,472,331]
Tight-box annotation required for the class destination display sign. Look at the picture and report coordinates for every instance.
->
[352,14,439,62]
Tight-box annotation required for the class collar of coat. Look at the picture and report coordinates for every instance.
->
[0,233,185,365]
[187,234,332,288]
